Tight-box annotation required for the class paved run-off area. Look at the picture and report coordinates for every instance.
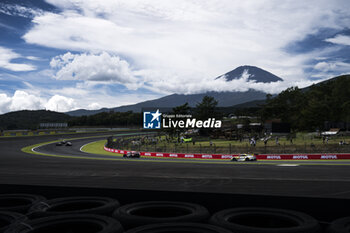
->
[1,131,350,198]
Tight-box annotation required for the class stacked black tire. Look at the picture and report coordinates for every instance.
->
[27,196,120,218]
[0,194,41,232]
[113,201,230,232]
[1,194,123,233]
[209,207,321,233]
[0,194,45,214]
[0,211,27,233]
[0,193,349,233]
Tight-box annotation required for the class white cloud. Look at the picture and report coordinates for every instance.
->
[87,102,102,110]
[26,56,42,61]
[0,93,12,114]
[141,69,316,95]
[0,3,44,18]
[0,46,36,72]
[45,95,77,112]
[325,35,350,46]
[0,83,163,114]
[7,90,44,112]
[314,62,336,72]
[0,91,78,114]
[50,52,142,90]
[314,61,350,73]
[46,84,162,110]
[22,0,350,94]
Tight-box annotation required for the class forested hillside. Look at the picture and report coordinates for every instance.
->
[260,75,350,131]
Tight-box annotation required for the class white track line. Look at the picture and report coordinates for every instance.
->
[31,145,40,153]
[80,141,100,153]
[277,164,300,167]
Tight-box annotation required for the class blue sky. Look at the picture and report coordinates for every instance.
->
[0,0,350,114]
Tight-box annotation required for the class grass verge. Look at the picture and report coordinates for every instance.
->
[21,140,61,155]
[81,140,122,157]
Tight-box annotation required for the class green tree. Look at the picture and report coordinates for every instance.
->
[194,96,219,136]
[195,96,219,120]
[260,87,305,126]
[172,102,191,115]
[164,103,191,138]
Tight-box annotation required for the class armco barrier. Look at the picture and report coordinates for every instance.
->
[104,146,350,160]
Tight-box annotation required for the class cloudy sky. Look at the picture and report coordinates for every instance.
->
[0,0,350,114]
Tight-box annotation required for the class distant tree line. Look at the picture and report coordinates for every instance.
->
[68,111,142,127]
[0,110,70,130]
[0,110,142,130]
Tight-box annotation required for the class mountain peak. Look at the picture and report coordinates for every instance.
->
[216,65,283,83]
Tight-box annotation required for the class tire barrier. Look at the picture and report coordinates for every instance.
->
[0,194,45,214]
[124,222,232,233]
[327,217,350,233]
[209,207,321,233]
[113,201,210,229]
[4,214,123,233]
[0,211,26,233]
[104,146,350,160]
[28,196,120,218]
[0,193,341,232]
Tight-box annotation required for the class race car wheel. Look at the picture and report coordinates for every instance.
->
[28,196,120,218]
[0,194,45,214]
[327,217,350,233]
[124,222,232,233]
[4,214,123,233]
[210,207,321,233]
[0,211,27,232]
[113,201,210,229]
[245,158,250,161]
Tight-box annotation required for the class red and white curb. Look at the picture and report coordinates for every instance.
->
[104,147,350,160]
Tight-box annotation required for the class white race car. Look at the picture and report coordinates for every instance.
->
[123,151,141,158]
[56,140,72,146]
[231,154,257,162]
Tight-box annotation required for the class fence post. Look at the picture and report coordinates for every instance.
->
[200,144,202,153]
[229,143,232,154]
[214,144,216,153]
[187,144,189,153]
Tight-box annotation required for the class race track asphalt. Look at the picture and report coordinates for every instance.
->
[1,131,350,198]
